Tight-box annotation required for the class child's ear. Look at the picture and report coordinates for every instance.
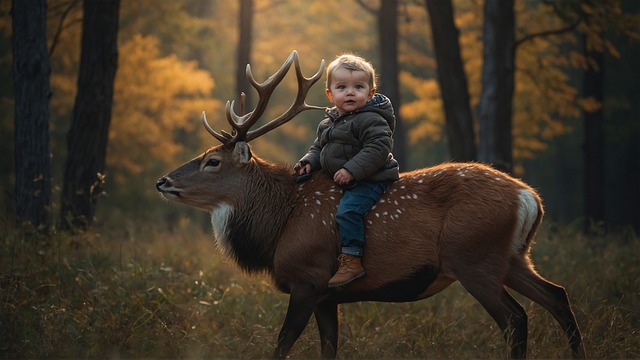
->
[368,88,376,100]
[325,89,333,102]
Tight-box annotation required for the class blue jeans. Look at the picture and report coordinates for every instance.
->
[336,181,390,257]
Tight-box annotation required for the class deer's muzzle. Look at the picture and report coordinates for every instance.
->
[156,177,181,198]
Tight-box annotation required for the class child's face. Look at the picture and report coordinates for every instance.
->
[326,68,375,116]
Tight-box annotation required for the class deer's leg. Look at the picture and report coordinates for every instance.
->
[272,289,316,359]
[505,257,586,359]
[458,278,528,359]
[314,300,339,359]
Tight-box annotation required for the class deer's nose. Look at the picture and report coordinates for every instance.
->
[156,177,168,192]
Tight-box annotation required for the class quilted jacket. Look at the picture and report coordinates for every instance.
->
[299,93,400,182]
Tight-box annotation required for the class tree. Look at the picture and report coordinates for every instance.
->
[356,0,406,166]
[424,0,476,162]
[61,0,120,229]
[583,35,605,230]
[477,0,515,173]
[11,0,52,229]
[377,0,406,166]
[106,35,219,209]
[236,0,253,112]
[536,0,640,231]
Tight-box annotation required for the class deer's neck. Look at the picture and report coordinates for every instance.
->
[211,159,294,273]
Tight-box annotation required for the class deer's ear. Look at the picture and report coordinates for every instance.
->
[233,141,252,164]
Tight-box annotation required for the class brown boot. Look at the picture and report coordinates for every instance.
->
[328,254,365,288]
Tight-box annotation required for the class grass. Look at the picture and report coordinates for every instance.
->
[1,216,639,359]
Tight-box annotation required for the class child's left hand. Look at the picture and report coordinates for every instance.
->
[333,168,354,185]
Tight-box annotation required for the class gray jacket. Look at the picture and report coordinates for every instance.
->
[299,93,400,182]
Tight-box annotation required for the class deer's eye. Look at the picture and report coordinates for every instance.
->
[205,158,220,168]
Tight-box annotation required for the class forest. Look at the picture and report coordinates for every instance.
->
[1,0,639,232]
[1,0,639,359]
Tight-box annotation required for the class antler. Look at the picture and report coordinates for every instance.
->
[202,50,325,146]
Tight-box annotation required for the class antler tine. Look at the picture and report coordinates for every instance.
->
[219,51,298,144]
[245,54,326,142]
[202,51,324,146]
[202,111,233,145]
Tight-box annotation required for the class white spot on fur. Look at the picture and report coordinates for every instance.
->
[513,189,538,254]
[316,199,321,205]
[210,203,234,257]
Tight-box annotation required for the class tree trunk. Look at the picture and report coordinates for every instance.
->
[377,0,406,167]
[12,0,52,229]
[61,0,120,230]
[236,0,253,113]
[583,36,605,231]
[425,0,476,162]
[477,0,515,173]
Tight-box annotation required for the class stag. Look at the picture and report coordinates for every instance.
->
[156,51,585,359]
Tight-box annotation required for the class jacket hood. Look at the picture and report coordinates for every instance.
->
[326,93,396,133]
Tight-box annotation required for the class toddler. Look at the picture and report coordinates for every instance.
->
[294,54,399,287]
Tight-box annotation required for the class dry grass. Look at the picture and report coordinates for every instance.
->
[1,217,639,359]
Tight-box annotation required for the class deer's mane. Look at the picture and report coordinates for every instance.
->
[223,155,296,273]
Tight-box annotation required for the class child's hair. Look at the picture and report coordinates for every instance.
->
[326,54,377,91]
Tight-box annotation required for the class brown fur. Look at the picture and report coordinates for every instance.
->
[157,144,585,359]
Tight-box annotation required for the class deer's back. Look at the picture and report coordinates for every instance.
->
[273,162,540,300]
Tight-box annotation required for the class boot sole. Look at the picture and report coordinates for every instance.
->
[328,271,365,288]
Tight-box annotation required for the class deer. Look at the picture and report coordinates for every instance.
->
[156,50,585,359]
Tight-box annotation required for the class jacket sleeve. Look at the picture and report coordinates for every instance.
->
[298,120,327,171]
[342,114,394,181]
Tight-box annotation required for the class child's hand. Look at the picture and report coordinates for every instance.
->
[333,168,354,185]
[294,162,312,175]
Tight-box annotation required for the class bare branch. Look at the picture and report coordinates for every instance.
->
[49,0,81,57]
[515,16,582,49]
[354,0,377,16]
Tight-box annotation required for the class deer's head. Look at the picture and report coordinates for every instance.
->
[156,51,325,211]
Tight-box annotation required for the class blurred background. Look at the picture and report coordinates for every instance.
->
[1,1,640,358]
[1,0,639,233]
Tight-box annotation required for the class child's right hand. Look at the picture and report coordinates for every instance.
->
[294,162,312,175]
